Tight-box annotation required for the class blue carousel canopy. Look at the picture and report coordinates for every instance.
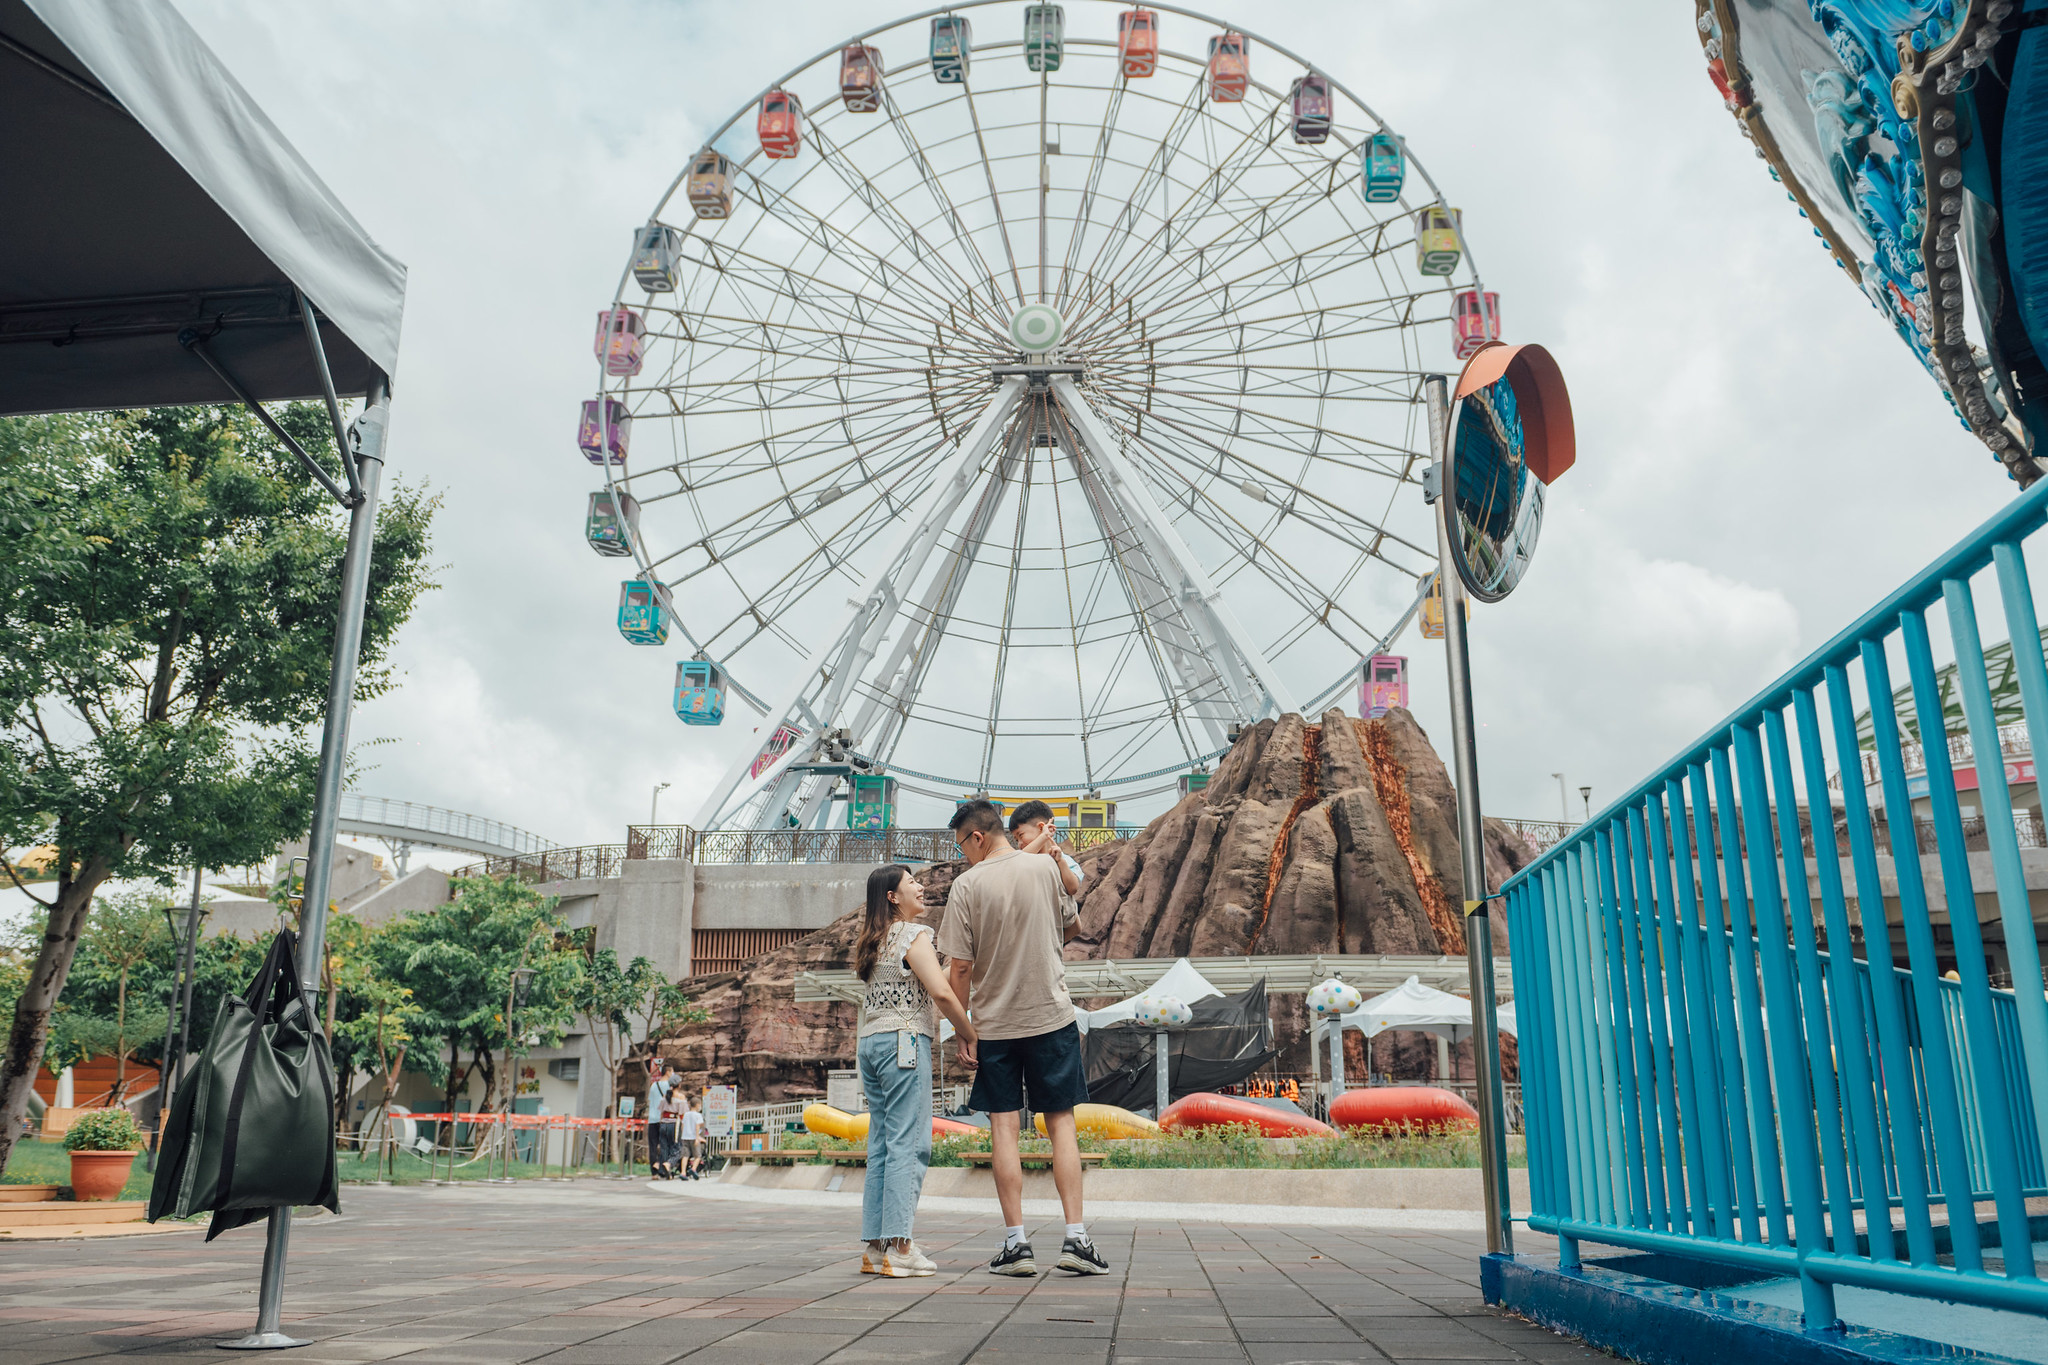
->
[1695,1,2048,486]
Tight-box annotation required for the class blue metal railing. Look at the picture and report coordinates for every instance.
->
[1502,479,2048,1325]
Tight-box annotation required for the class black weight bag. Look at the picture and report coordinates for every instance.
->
[148,928,339,1238]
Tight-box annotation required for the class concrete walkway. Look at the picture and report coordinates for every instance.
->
[0,1181,1620,1364]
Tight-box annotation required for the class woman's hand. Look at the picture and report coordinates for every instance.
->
[955,1031,978,1069]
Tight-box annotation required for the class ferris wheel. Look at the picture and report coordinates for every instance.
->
[582,1,1497,832]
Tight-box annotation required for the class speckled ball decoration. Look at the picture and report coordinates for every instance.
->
[1134,994,1192,1028]
[1307,978,1363,1018]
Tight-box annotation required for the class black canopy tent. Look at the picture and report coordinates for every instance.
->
[1083,980,1279,1114]
[2,0,404,1349]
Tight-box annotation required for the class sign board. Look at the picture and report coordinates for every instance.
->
[617,1095,636,1119]
[1905,758,2037,801]
[705,1085,737,1138]
[826,1069,863,1114]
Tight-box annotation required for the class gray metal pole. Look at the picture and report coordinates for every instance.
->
[224,377,389,1353]
[1154,1031,1169,1117]
[1426,374,1514,1257]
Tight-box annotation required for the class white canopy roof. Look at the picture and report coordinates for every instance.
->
[1,0,406,413]
[1074,957,1224,1034]
[1317,974,1510,1043]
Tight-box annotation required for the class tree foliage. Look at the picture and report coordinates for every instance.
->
[0,405,437,1176]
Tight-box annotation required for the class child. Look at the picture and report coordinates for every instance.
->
[1006,800,1082,897]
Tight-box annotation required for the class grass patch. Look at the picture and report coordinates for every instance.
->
[4,1139,154,1199]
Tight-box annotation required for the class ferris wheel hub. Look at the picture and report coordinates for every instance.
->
[1009,302,1066,355]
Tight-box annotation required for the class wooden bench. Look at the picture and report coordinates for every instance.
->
[720,1149,819,1166]
[959,1152,1106,1171]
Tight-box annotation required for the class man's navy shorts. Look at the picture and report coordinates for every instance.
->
[969,1022,1091,1115]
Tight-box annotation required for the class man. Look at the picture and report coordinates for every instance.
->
[939,799,1108,1277]
[1007,800,1083,899]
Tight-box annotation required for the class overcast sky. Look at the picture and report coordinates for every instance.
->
[149,0,2027,858]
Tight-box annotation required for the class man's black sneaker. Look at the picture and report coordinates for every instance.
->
[1057,1237,1109,1275]
[988,1241,1037,1276]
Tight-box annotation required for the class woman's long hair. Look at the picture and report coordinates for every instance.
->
[854,863,912,983]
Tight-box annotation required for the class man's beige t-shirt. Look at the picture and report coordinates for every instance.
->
[936,847,1078,1040]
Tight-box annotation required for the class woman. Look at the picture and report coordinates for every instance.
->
[854,863,975,1277]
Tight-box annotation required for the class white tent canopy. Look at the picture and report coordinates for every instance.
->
[1074,957,1225,1034]
[1315,975,1520,1044]
[1,0,406,413]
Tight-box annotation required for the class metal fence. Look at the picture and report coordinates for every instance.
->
[1499,819,1578,855]
[455,843,626,882]
[1501,480,2048,1324]
[339,795,555,856]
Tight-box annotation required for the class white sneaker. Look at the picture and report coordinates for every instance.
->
[899,1242,937,1274]
[882,1243,935,1277]
[860,1242,884,1274]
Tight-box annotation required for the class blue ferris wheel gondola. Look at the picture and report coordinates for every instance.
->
[674,659,726,725]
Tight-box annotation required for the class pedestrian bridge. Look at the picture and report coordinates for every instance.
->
[337,795,555,861]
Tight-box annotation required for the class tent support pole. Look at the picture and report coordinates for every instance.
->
[1155,1031,1169,1117]
[1426,373,1514,1257]
[222,374,390,1353]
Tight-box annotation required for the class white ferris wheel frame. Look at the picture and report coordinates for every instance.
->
[590,0,1488,831]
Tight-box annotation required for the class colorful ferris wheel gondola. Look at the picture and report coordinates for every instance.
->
[594,306,644,377]
[586,489,641,557]
[630,223,682,292]
[1290,73,1332,143]
[686,149,735,219]
[840,44,883,111]
[1206,31,1248,101]
[931,15,970,82]
[1415,205,1463,276]
[674,659,727,725]
[578,398,630,464]
[1024,5,1063,71]
[848,774,899,831]
[758,88,804,158]
[1452,289,1501,359]
[1360,654,1408,718]
[618,579,670,645]
[1118,8,1159,77]
[1361,131,1404,203]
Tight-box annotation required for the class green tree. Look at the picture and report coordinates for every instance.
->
[373,877,581,1116]
[331,922,432,1148]
[0,406,436,1175]
[575,950,709,1127]
[70,891,171,1102]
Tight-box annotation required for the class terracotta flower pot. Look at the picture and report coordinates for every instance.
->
[68,1149,137,1202]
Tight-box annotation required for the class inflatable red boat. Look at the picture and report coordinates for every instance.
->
[1159,1092,1334,1137]
[1329,1086,1479,1134]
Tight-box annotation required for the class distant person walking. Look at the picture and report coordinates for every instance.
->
[676,1088,705,1180]
[939,800,1108,1277]
[645,1061,676,1179]
[854,863,977,1277]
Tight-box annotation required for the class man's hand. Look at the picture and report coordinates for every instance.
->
[956,1036,977,1069]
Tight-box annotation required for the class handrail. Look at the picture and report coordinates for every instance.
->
[338,794,556,858]
[1503,477,2048,1325]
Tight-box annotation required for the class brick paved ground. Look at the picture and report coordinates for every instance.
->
[0,1182,1617,1364]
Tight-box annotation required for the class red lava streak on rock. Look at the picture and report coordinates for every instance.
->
[1360,717,1465,955]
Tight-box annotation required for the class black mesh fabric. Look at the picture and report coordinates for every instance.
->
[1082,979,1278,1111]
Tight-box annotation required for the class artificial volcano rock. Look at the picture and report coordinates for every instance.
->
[654,708,1536,1098]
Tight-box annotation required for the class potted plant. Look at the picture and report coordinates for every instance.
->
[63,1107,144,1201]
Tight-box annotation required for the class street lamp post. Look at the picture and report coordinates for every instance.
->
[650,781,671,827]
[1552,773,1568,825]
[1579,786,1592,821]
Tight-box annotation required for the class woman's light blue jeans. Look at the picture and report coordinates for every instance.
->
[857,1029,931,1242]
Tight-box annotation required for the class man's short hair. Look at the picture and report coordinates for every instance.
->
[949,799,1004,838]
[1007,799,1056,833]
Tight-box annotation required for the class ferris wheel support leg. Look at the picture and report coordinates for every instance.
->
[692,379,1028,830]
[1050,378,1299,722]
